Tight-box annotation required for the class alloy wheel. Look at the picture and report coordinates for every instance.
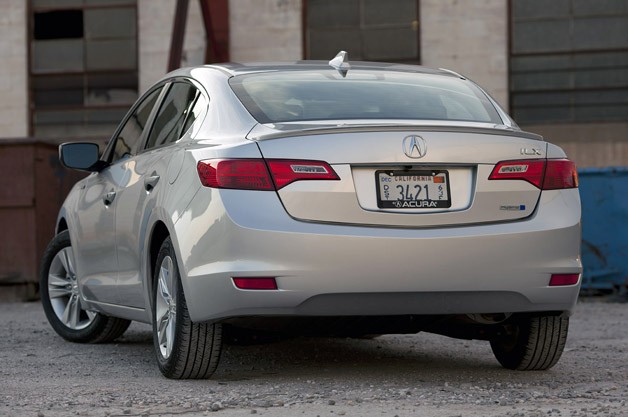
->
[155,255,177,359]
[47,247,96,330]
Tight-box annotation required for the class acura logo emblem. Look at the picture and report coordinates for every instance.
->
[402,135,427,159]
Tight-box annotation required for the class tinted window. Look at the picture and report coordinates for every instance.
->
[145,82,199,150]
[111,87,161,163]
[229,70,501,124]
[181,93,208,136]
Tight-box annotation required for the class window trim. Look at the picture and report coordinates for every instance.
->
[141,81,199,152]
[100,75,211,166]
[138,76,211,153]
[102,82,169,165]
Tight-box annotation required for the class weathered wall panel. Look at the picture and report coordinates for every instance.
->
[0,141,85,299]
[522,122,628,168]
[0,0,28,137]
[0,145,34,207]
[230,0,302,61]
[0,208,37,284]
[421,0,509,109]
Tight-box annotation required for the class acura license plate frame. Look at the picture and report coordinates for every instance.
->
[376,170,451,209]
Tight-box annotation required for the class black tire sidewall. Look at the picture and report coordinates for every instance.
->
[151,237,223,379]
[40,230,108,343]
[491,318,531,369]
[493,315,569,371]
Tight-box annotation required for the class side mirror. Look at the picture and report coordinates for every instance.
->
[59,142,105,172]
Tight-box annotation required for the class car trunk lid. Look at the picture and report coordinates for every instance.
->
[249,122,546,227]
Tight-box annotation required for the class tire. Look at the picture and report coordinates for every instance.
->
[40,230,131,343]
[152,237,222,379]
[490,315,569,371]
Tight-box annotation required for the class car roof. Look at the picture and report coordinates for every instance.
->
[207,60,461,78]
[161,61,465,86]
[212,60,458,76]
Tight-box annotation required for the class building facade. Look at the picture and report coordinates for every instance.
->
[1,0,627,167]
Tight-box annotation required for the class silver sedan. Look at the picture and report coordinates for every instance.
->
[40,52,581,379]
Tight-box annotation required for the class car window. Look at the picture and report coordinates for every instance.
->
[111,87,161,164]
[180,92,208,136]
[229,70,502,124]
[145,82,199,150]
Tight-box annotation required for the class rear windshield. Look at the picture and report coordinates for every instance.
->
[229,70,502,124]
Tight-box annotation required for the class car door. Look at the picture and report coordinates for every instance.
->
[115,81,203,308]
[73,86,164,304]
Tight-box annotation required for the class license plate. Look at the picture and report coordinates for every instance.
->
[376,170,451,209]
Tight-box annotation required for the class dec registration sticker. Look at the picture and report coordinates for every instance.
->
[376,170,451,209]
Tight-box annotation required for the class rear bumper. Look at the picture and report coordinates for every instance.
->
[174,188,581,323]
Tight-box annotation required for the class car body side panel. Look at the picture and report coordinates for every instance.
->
[114,148,168,309]
[187,67,258,142]
[546,142,568,159]
[72,170,120,304]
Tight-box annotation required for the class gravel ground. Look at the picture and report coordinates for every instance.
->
[1,300,626,417]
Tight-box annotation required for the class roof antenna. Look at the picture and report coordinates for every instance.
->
[329,50,350,77]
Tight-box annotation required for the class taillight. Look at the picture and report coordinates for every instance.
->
[197,159,274,190]
[197,159,339,190]
[543,159,578,190]
[489,159,578,190]
[266,159,339,189]
[489,160,545,188]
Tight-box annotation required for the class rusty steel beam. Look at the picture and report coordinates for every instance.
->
[199,0,229,63]
[168,0,190,71]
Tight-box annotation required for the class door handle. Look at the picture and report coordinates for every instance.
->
[103,191,116,206]
[144,175,161,192]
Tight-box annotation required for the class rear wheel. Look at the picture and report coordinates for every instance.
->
[40,230,131,343]
[152,237,222,379]
[490,315,569,370]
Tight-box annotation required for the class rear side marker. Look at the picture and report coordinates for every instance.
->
[549,274,580,286]
[232,277,278,290]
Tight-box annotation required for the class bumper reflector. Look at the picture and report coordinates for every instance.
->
[549,274,580,286]
[232,277,278,290]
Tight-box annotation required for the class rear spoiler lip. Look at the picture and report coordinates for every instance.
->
[246,123,544,142]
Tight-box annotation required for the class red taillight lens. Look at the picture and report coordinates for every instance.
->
[197,159,274,190]
[266,159,339,189]
[549,274,580,286]
[197,159,339,190]
[543,160,578,190]
[489,159,578,190]
[489,159,545,188]
[232,277,278,290]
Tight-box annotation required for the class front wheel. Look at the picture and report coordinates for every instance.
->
[152,237,222,379]
[490,315,569,370]
[40,230,131,343]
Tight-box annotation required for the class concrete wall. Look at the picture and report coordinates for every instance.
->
[0,1,28,137]
[420,0,509,109]
[522,123,628,168]
[230,0,302,62]
[138,0,206,94]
